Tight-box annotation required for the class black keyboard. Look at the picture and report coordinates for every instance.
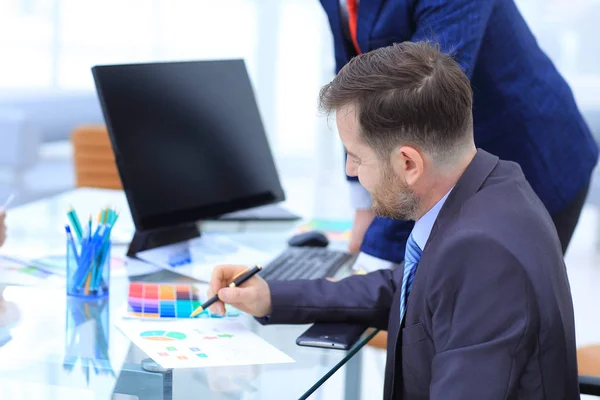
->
[261,247,355,281]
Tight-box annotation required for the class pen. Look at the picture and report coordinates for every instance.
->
[77,226,104,291]
[2,193,15,210]
[91,221,114,289]
[189,265,262,317]
[65,225,80,265]
[67,207,84,242]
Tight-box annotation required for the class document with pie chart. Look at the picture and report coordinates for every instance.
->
[117,319,294,368]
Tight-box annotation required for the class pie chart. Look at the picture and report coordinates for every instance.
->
[140,330,187,341]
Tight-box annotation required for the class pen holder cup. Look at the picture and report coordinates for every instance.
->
[66,239,110,298]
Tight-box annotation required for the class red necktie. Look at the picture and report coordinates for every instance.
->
[346,0,361,54]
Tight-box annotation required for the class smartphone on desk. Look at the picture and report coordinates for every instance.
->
[296,322,367,350]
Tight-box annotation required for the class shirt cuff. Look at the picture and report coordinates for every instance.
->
[352,252,396,274]
[349,181,372,210]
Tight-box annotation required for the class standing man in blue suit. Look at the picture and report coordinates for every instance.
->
[323,0,598,269]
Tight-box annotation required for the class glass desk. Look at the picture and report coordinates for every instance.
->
[0,189,376,399]
[0,277,377,400]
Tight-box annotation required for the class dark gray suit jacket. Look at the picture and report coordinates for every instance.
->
[265,150,579,399]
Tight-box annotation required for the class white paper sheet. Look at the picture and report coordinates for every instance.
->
[135,234,271,282]
[0,248,163,281]
[0,255,65,286]
[116,319,294,368]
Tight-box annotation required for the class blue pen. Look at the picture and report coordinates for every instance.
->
[90,248,105,291]
[65,226,80,265]
[76,225,90,292]
[66,226,82,293]
[76,233,101,291]
[91,224,113,291]
[74,230,99,291]
[67,208,84,243]
[80,224,107,291]
[81,222,90,249]
[80,224,103,266]
[92,242,110,292]
[87,216,92,245]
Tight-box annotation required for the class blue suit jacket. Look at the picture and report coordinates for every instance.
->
[265,150,579,399]
[320,0,599,262]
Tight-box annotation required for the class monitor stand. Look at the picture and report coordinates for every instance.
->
[127,223,201,257]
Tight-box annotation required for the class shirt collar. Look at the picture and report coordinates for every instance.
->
[411,188,453,250]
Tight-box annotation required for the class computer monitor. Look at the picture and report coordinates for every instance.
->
[92,59,286,255]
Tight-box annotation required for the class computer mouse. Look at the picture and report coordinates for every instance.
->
[288,231,329,247]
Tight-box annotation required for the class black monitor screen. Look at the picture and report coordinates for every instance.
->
[92,60,285,231]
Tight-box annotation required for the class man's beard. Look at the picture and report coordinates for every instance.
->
[371,166,419,221]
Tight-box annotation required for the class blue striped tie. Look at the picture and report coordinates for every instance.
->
[399,234,422,322]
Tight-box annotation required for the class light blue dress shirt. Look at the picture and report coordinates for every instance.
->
[411,188,453,251]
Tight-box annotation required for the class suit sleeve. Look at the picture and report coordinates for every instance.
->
[411,0,497,78]
[263,267,403,330]
[427,234,533,399]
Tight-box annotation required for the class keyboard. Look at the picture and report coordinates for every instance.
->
[261,247,356,281]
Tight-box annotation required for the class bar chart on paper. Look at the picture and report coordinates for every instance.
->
[126,282,240,319]
[117,319,295,368]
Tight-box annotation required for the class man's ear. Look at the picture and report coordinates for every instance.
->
[391,146,424,186]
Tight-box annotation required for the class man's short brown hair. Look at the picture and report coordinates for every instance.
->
[319,41,473,162]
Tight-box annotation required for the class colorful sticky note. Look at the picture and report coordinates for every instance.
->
[127,282,241,319]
